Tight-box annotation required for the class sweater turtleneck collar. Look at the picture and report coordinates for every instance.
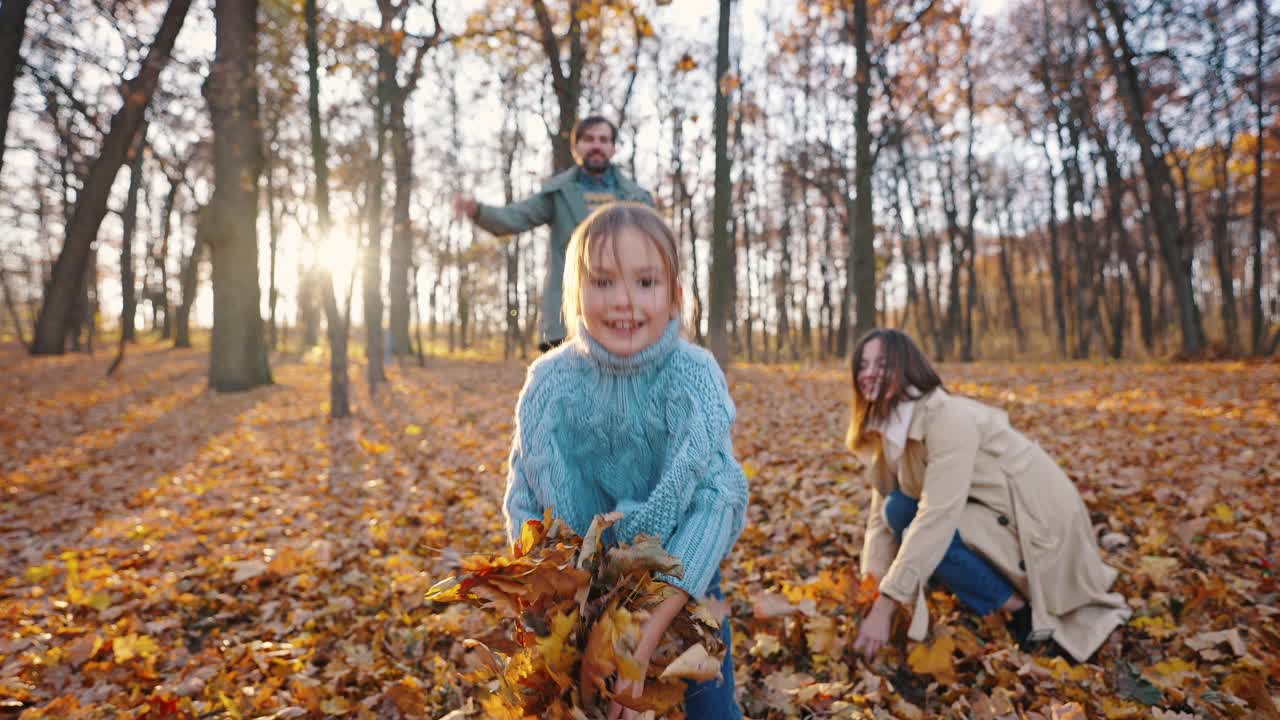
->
[577,317,681,376]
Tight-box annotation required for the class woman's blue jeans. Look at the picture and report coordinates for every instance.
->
[682,571,741,719]
[883,489,1015,615]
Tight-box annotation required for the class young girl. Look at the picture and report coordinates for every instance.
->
[503,202,748,719]
[847,329,1130,663]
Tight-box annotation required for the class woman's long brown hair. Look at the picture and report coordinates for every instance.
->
[845,328,943,452]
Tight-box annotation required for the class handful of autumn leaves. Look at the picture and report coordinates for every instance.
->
[424,509,727,719]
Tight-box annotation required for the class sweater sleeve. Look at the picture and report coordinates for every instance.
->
[502,363,562,544]
[878,399,979,605]
[473,190,555,237]
[615,353,748,598]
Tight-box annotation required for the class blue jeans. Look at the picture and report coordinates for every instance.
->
[883,490,1015,615]
[683,571,741,719]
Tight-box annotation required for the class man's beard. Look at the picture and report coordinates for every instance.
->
[581,153,610,174]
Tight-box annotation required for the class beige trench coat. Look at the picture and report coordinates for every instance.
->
[860,388,1131,662]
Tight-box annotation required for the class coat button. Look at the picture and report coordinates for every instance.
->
[998,515,1010,526]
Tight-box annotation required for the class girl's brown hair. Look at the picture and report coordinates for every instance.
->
[845,328,944,452]
[561,202,682,340]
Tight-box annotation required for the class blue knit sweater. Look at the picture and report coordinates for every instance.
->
[503,319,749,598]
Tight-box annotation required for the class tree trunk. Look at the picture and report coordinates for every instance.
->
[500,82,523,360]
[1,265,28,346]
[1250,0,1267,355]
[205,0,271,391]
[119,122,148,343]
[850,0,876,346]
[156,173,179,340]
[307,0,350,418]
[994,212,1025,351]
[0,0,33,182]
[743,187,756,362]
[1211,137,1241,356]
[1042,153,1068,356]
[777,178,793,358]
[1091,0,1205,356]
[961,41,979,361]
[31,0,192,354]
[531,0,585,172]
[387,90,414,357]
[175,208,205,349]
[1096,133,1153,351]
[265,133,280,351]
[364,40,390,388]
[706,0,733,367]
[383,1,435,357]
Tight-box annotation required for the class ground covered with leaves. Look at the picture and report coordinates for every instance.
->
[1,340,1277,719]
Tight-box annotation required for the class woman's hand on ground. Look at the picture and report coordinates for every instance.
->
[852,594,898,660]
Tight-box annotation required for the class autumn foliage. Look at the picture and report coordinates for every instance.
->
[423,510,727,719]
[1,340,1278,719]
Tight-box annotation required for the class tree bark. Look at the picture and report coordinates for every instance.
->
[850,0,876,346]
[363,30,391,389]
[265,125,280,350]
[1091,0,1205,356]
[307,0,350,418]
[961,36,979,360]
[156,170,181,340]
[119,122,148,343]
[530,0,586,172]
[205,0,271,391]
[0,265,27,347]
[1250,0,1267,355]
[707,0,733,366]
[383,0,437,357]
[174,207,204,349]
[0,0,33,182]
[31,0,193,354]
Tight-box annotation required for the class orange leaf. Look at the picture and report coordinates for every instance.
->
[907,634,957,685]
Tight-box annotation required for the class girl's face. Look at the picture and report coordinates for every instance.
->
[582,228,679,357]
[856,337,889,400]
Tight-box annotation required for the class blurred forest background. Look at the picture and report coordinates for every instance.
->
[0,0,1277,395]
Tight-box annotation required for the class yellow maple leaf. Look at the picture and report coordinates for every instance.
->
[479,695,524,720]
[1145,657,1198,689]
[1131,614,1178,639]
[358,437,391,455]
[404,424,422,436]
[113,633,159,662]
[1210,503,1234,524]
[1101,697,1145,719]
[907,634,957,684]
[536,610,580,680]
[25,564,55,583]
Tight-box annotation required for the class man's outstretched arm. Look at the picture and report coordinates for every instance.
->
[452,191,555,237]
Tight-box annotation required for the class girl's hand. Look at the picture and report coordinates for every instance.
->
[605,587,690,719]
[852,594,898,660]
[607,671,645,720]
